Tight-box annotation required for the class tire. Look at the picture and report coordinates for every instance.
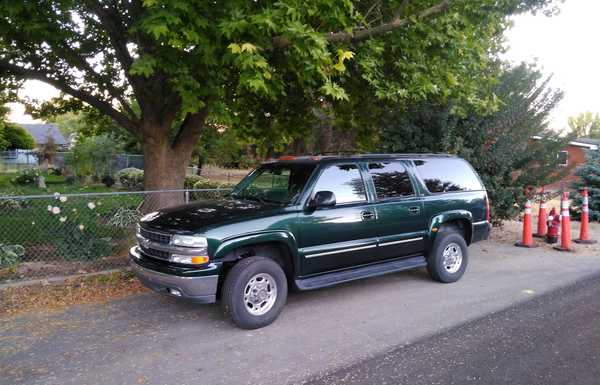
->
[222,256,288,329]
[427,228,468,283]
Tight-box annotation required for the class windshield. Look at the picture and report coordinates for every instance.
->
[232,163,316,205]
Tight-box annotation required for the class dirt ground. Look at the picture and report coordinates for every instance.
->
[491,217,600,255]
[0,271,147,318]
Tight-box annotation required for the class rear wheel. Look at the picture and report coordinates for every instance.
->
[222,256,288,329]
[427,229,468,283]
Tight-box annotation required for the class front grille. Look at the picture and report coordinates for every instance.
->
[140,245,171,261]
[140,227,171,244]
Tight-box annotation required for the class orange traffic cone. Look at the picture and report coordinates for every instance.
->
[574,188,596,244]
[516,200,537,248]
[554,191,575,252]
[534,190,547,238]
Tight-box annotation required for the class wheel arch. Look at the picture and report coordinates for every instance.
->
[428,210,473,246]
[214,231,299,281]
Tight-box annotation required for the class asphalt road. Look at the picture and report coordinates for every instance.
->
[308,273,600,385]
[2,241,600,385]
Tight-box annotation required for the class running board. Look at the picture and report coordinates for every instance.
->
[295,255,428,291]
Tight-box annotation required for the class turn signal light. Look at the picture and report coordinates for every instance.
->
[191,256,209,264]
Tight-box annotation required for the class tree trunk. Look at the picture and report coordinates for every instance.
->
[142,138,193,211]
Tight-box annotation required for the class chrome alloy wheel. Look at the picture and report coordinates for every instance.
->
[243,273,278,316]
[442,242,463,274]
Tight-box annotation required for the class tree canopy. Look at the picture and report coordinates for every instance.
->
[568,112,600,138]
[0,0,561,205]
[378,62,568,223]
[0,105,35,151]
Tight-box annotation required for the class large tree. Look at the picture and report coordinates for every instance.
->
[378,62,568,223]
[568,112,600,138]
[0,0,559,207]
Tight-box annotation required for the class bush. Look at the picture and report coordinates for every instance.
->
[192,177,221,189]
[184,174,204,189]
[65,135,119,180]
[47,167,62,176]
[101,174,115,187]
[107,207,141,228]
[13,169,38,185]
[117,167,144,190]
[0,244,25,268]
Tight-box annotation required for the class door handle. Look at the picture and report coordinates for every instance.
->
[361,211,375,221]
[408,206,420,215]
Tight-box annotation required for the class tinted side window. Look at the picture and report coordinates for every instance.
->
[313,164,366,204]
[368,162,414,199]
[414,158,483,193]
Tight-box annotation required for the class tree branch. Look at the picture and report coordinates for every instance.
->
[272,0,450,47]
[172,108,209,151]
[50,42,138,120]
[0,61,141,137]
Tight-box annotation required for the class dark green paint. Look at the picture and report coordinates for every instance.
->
[138,154,490,281]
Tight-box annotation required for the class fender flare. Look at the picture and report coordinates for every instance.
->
[428,210,473,244]
[213,230,300,269]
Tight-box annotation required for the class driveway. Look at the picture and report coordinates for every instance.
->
[1,241,600,385]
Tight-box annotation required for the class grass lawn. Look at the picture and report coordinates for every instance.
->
[0,172,115,196]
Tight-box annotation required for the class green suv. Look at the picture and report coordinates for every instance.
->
[130,154,491,329]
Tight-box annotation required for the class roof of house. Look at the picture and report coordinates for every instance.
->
[569,137,600,150]
[19,124,67,146]
[531,135,600,150]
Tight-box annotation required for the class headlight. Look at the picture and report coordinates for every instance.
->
[171,254,209,265]
[171,235,208,248]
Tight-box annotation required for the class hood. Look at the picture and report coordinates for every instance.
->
[140,198,283,233]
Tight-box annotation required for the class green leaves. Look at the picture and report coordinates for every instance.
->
[129,56,158,78]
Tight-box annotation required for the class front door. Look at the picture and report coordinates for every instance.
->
[297,163,379,276]
[365,160,428,259]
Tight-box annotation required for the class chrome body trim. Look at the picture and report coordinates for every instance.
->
[379,237,424,247]
[305,244,377,258]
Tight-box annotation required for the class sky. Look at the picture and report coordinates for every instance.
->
[6,1,600,133]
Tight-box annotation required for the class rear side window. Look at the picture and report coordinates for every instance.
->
[413,158,483,193]
[312,164,366,204]
[367,161,414,199]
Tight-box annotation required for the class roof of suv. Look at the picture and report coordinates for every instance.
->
[264,153,457,164]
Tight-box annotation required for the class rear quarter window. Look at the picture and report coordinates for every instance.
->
[413,158,483,193]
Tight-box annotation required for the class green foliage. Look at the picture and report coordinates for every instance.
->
[13,169,38,185]
[568,112,600,138]
[192,177,220,189]
[65,135,120,180]
[0,243,24,268]
[117,168,144,190]
[0,0,562,194]
[184,174,203,189]
[194,127,254,168]
[378,62,568,224]
[2,123,35,150]
[571,150,600,222]
[107,207,142,228]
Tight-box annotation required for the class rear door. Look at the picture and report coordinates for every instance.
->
[366,160,428,259]
[297,162,379,275]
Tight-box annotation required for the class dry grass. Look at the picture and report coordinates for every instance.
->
[0,271,148,319]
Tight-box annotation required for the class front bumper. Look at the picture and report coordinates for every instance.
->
[129,247,219,303]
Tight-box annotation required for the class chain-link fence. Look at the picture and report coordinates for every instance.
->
[0,188,230,282]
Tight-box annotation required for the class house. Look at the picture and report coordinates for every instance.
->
[538,137,600,191]
[19,123,68,150]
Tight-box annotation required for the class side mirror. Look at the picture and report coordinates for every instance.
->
[309,191,336,209]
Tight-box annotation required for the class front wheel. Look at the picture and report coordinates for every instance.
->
[222,256,288,329]
[427,230,468,283]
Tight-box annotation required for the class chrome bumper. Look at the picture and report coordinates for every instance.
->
[129,247,218,303]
